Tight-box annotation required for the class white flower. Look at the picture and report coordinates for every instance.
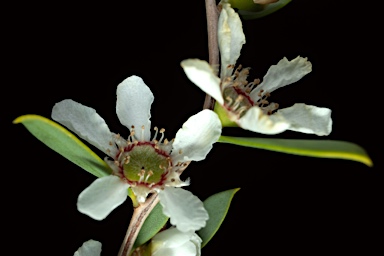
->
[181,3,332,136]
[52,75,222,232]
[74,240,101,256]
[151,227,202,256]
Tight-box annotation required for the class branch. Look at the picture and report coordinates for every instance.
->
[118,194,160,256]
[204,0,220,110]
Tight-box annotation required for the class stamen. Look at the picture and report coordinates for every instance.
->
[159,128,165,143]
[138,168,145,183]
[128,130,135,142]
[145,170,153,182]
[152,127,159,141]
[226,96,233,106]
[232,95,244,110]
[141,125,145,141]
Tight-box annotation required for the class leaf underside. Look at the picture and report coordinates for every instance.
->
[218,135,372,167]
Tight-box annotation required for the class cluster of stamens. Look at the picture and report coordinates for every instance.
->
[222,64,279,117]
[106,125,176,188]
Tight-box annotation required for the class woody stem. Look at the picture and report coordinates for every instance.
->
[117,194,160,256]
[203,0,220,110]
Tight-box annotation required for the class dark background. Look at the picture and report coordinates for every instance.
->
[5,1,382,255]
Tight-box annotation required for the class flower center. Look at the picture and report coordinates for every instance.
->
[222,64,279,117]
[110,126,174,187]
[122,144,171,184]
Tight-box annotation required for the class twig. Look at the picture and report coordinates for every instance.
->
[203,0,220,110]
[118,194,160,256]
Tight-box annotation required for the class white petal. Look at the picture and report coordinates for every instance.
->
[152,245,195,256]
[74,240,102,256]
[171,110,221,163]
[116,75,154,141]
[159,187,209,232]
[250,56,312,101]
[190,232,202,256]
[77,175,129,220]
[152,227,193,249]
[52,99,117,157]
[276,103,332,136]
[218,3,246,77]
[238,106,290,134]
[181,59,224,105]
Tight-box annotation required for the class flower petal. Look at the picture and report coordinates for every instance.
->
[74,240,102,256]
[275,103,332,136]
[171,109,221,163]
[77,175,129,220]
[52,99,117,157]
[116,75,154,141]
[250,56,312,101]
[152,227,193,249]
[218,3,246,77]
[237,106,290,134]
[159,187,209,232]
[190,232,202,256]
[181,59,224,105]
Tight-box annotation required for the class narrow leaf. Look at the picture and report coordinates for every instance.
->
[198,188,240,247]
[13,115,112,177]
[219,136,373,167]
[134,203,168,248]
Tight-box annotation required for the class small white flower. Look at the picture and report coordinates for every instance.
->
[74,240,101,256]
[52,75,221,232]
[181,3,332,136]
[151,227,202,256]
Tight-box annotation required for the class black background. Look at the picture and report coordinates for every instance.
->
[5,1,382,255]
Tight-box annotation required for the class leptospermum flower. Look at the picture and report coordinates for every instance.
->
[52,75,221,232]
[181,3,332,135]
[150,227,202,256]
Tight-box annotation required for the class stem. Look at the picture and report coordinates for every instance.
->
[118,194,160,256]
[204,0,220,110]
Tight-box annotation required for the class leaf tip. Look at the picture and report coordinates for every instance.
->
[13,114,43,124]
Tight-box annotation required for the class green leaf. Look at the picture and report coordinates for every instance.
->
[198,188,240,247]
[13,114,112,177]
[236,0,292,20]
[134,203,169,248]
[219,136,373,167]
